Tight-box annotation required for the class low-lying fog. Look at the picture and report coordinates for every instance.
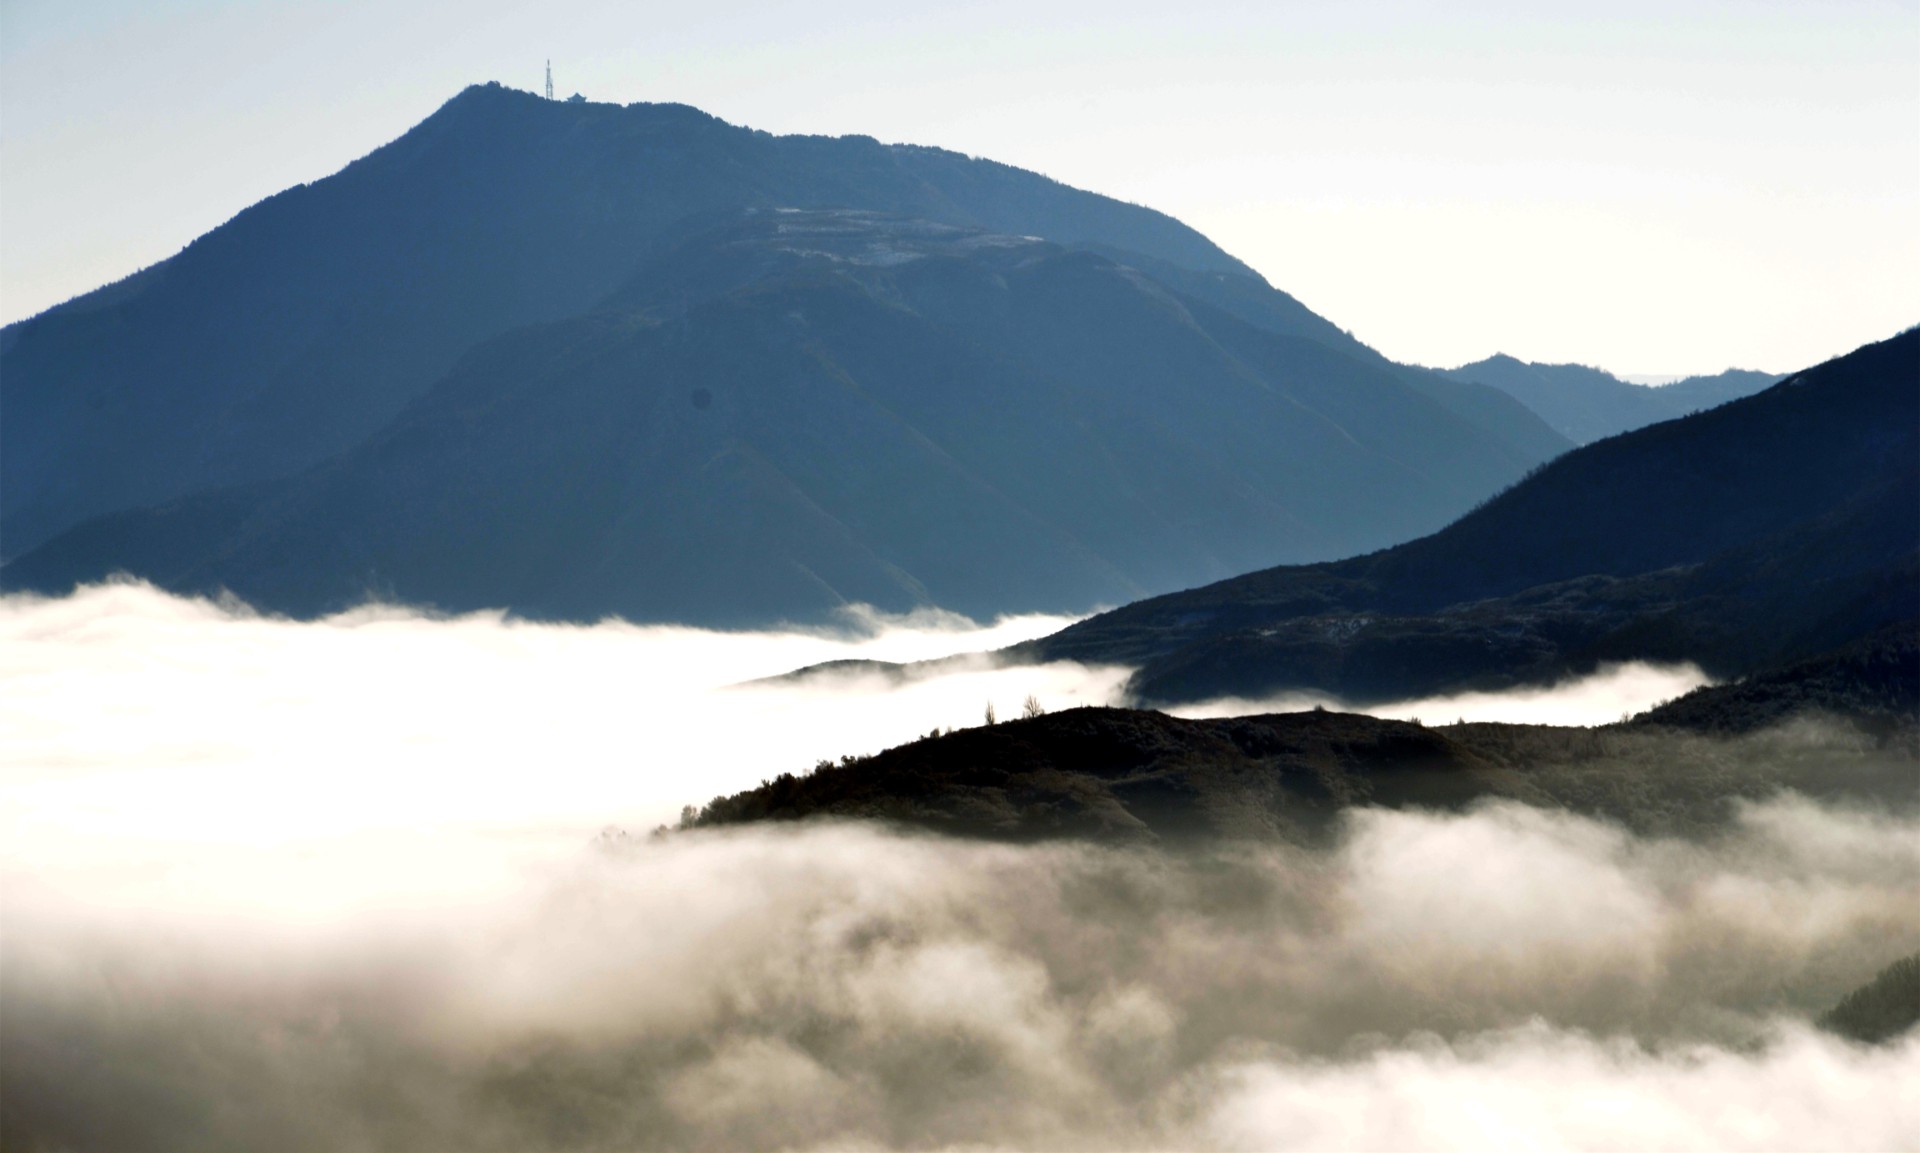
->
[1171,662,1713,728]
[4,583,1914,1150]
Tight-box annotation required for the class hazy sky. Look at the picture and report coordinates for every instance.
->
[1,0,1914,374]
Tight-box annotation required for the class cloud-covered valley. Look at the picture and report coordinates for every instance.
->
[3,583,1914,1151]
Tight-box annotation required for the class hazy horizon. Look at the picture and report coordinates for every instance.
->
[3,0,1915,375]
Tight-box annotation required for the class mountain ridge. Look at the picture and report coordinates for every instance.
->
[686,623,1919,844]
[1022,328,1918,702]
[1442,354,1783,444]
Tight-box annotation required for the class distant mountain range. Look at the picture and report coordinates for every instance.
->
[1441,356,1783,444]
[1027,328,1918,704]
[2,84,1572,624]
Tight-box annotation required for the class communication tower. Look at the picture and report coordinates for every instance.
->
[545,60,554,101]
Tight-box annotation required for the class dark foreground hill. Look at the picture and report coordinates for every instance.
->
[7,212,1561,625]
[1022,329,1919,705]
[1444,356,1782,444]
[690,627,1918,844]
[1629,622,1920,740]
[1,82,1561,572]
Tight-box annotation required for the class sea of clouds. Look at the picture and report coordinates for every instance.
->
[3,582,1914,1150]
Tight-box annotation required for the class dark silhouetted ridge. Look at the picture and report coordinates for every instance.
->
[685,656,1917,843]
[1028,329,1919,703]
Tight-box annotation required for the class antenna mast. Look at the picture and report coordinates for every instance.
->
[545,60,554,101]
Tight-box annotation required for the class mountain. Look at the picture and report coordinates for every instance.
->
[1,84,1573,631]
[0,86,1189,556]
[1024,329,1918,704]
[1443,355,1783,444]
[1,82,1561,568]
[5,211,1564,625]
[1,83,1245,558]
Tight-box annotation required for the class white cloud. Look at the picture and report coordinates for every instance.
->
[7,809,1916,1150]
[5,583,1913,1150]
[1170,661,1712,727]
[1205,1022,1919,1152]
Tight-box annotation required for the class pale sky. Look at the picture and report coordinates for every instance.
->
[2,0,1914,376]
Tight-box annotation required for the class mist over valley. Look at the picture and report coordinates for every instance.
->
[3,32,1917,1151]
[4,584,1916,1150]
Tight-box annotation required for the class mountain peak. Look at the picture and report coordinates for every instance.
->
[428,80,723,129]
[1,88,1272,557]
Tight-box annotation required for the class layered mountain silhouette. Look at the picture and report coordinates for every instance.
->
[1024,328,1918,703]
[7,210,1566,624]
[689,624,1918,843]
[1443,355,1783,444]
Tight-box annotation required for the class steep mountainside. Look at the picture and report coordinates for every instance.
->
[3,82,1341,558]
[6,213,1560,625]
[1444,355,1782,444]
[1105,251,1569,464]
[1027,329,1918,703]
